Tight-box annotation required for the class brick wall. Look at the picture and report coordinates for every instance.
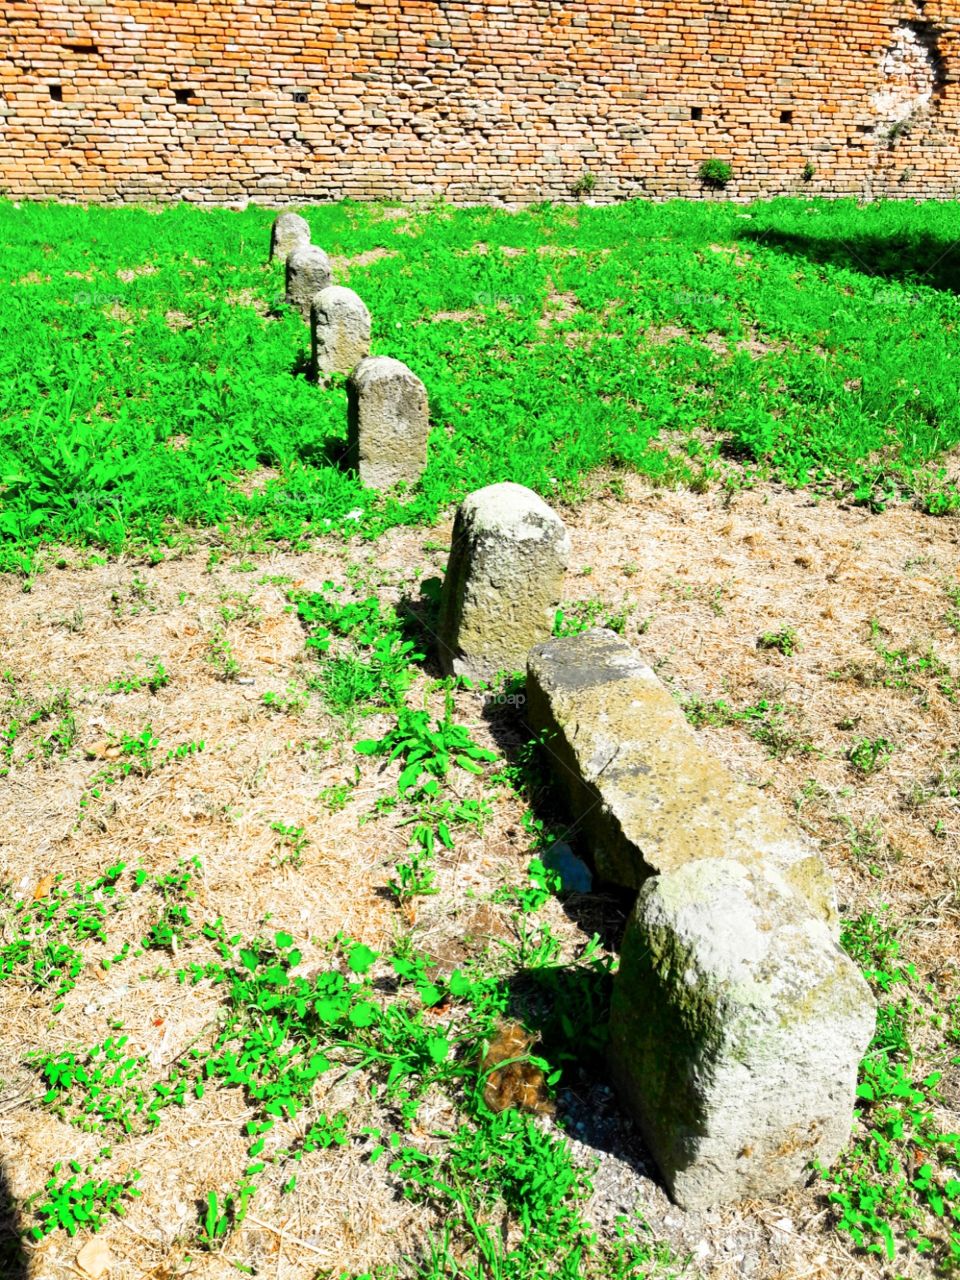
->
[1,0,958,204]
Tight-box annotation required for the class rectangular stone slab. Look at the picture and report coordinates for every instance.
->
[526,628,875,1210]
[525,628,836,923]
[609,856,875,1209]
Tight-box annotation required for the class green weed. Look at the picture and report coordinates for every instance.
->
[680,692,816,759]
[699,158,733,186]
[206,627,240,681]
[944,581,960,634]
[847,736,897,775]
[757,626,800,656]
[106,658,169,695]
[355,691,497,801]
[261,681,309,714]
[553,600,631,637]
[270,821,310,868]
[826,909,960,1269]
[26,1163,141,1240]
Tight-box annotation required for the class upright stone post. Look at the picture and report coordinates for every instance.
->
[285,245,332,320]
[310,286,371,379]
[347,356,429,490]
[269,212,311,263]
[436,483,570,682]
[524,629,876,1211]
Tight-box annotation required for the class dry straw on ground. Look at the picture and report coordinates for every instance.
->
[0,473,957,1278]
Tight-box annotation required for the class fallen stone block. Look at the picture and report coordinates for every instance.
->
[310,286,371,379]
[269,211,311,262]
[525,628,835,915]
[346,355,429,490]
[524,628,875,1210]
[285,244,332,320]
[437,483,570,682]
[609,855,875,1210]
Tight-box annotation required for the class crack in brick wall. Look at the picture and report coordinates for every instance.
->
[0,0,958,204]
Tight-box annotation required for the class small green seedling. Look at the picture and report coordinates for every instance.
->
[757,627,800,656]
[847,737,896,774]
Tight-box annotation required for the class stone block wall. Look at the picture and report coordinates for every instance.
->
[1,0,958,204]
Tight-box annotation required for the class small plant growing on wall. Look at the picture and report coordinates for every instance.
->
[698,158,732,188]
[802,160,816,182]
[571,171,596,197]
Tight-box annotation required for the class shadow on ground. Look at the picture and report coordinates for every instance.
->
[740,227,960,293]
[0,1161,28,1279]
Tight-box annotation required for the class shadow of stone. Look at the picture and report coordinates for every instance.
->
[289,348,313,380]
[494,960,663,1190]
[478,694,635,953]
[395,578,447,682]
[295,433,354,473]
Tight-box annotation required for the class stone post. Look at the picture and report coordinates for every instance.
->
[346,356,429,490]
[285,245,332,320]
[269,212,311,263]
[436,483,570,682]
[310,286,371,379]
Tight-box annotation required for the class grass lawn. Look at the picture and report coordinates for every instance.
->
[1,197,959,576]
[0,198,958,1280]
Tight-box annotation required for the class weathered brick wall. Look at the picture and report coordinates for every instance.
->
[1,0,958,204]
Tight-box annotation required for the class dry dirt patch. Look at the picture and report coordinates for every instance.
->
[0,477,957,1278]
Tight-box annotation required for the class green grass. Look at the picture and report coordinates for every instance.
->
[2,197,960,575]
[829,910,960,1271]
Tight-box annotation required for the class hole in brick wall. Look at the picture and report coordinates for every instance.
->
[906,20,947,95]
[174,88,196,105]
[873,18,948,135]
[62,41,98,53]
[780,109,794,124]
[292,90,308,104]
[49,84,63,102]
[690,107,703,121]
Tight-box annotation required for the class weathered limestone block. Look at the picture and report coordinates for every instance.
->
[346,356,429,490]
[525,629,835,915]
[269,211,310,262]
[609,857,875,1209]
[310,286,371,379]
[525,629,875,1210]
[285,244,332,320]
[437,483,570,682]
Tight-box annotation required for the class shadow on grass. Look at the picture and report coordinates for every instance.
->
[296,432,355,473]
[740,227,960,293]
[289,348,313,380]
[479,692,635,945]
